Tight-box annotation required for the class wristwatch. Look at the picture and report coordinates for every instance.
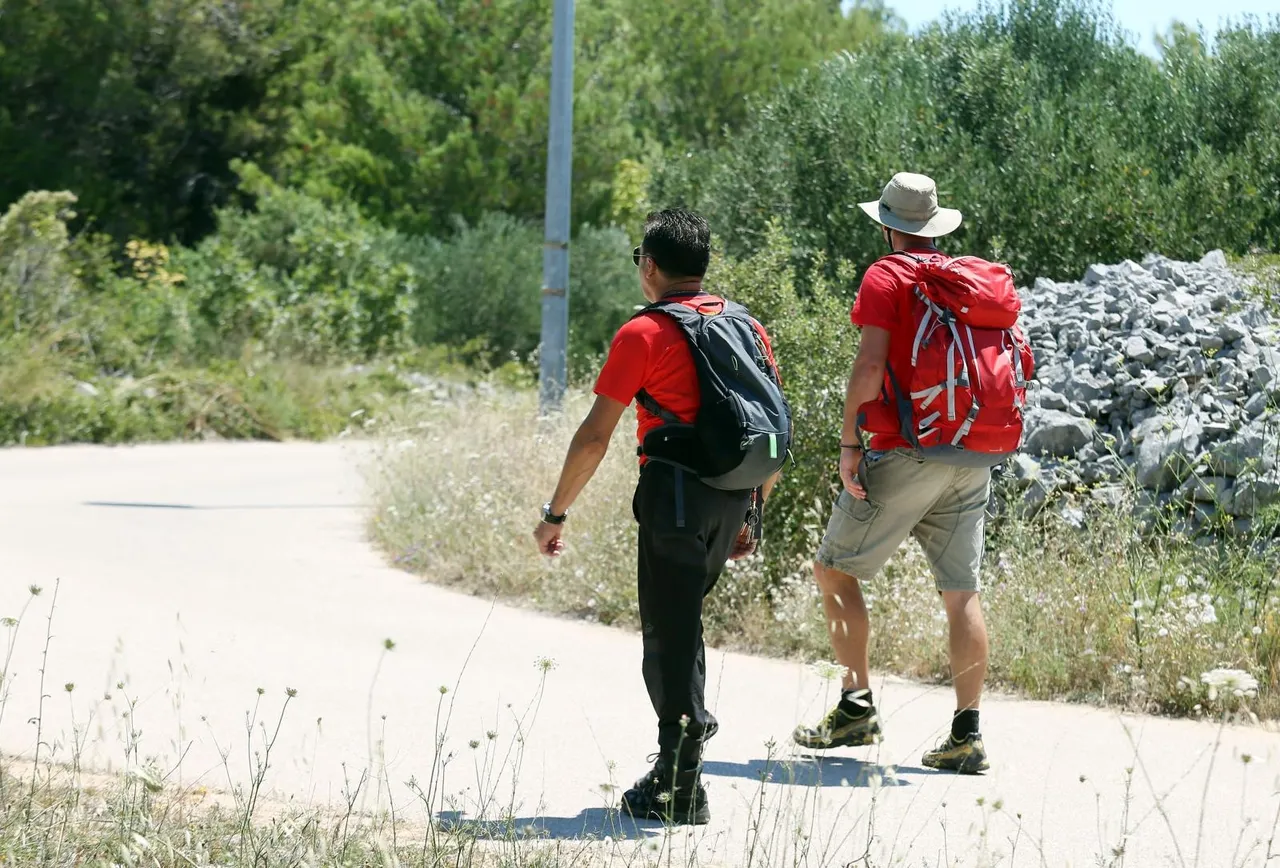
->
[541,502,567,525]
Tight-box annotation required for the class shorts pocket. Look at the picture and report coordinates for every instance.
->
[828,490,882,554]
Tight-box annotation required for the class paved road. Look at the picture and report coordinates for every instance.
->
[0,442,1277,867]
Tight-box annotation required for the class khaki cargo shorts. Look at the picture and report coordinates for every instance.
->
[815,448,992,592]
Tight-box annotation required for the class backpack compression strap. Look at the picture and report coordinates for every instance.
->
[635,389,681,424]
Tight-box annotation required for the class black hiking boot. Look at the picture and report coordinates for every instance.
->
[620,756,710,826]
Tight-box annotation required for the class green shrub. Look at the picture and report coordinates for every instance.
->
[0,191,194,374]
[174,166,418,361]
[0,191,80,335]
[0,184,642,446]
[70,234,197,372]
[410,213,640,373]
[0,357,409,447]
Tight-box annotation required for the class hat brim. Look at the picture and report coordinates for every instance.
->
[858,201,963,238]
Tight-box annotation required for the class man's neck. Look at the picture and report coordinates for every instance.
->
[660,278,704,298]
[890,245,941,258]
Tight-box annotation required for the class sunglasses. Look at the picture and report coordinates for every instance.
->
[632,246,651,267]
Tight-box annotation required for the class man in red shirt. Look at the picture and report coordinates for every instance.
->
[533,209,782,824]
[791,173,994,774]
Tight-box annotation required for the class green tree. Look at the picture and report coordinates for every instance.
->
[0,0,293,244]
[662,0,1280,286]
[259,0,641,236]
[1,0,898,245]
[623,0,902,149]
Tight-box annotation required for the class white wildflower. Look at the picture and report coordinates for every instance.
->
[1200,668,1259,702]
[809,661,849,682]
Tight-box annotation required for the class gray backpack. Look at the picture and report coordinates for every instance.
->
[634,294,792,491]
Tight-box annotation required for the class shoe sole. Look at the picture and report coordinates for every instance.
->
[793,732,881,750]
[922,755,989,774]
[621,801,711,826]
[792,723,883,750]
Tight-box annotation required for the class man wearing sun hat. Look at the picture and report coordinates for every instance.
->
[791,172,1005,774]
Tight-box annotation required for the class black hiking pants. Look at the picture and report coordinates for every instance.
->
[632,461,750,767]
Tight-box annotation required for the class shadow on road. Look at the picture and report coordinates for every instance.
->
[437,807,664,841]
[703,755,945,788]
[434,756,949,842]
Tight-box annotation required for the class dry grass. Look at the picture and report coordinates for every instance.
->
[368,390,1280,720]
[365,390,643,626]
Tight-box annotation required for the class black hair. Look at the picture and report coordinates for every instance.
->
[641,209,711,278]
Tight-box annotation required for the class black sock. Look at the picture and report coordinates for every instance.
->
[839,688,873,716]
[952,709,980,741]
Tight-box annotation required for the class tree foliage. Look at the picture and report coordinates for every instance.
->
[0,0,894,244]
[658,0,1280,286]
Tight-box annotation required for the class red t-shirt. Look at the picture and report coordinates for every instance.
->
[850,249,947,451]
[594,292,779,457]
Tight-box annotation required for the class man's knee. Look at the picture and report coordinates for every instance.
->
[941,589,981,618]
[815,562,861,600]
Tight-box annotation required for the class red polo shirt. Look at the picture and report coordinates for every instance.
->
[851,249,948,451]
[594,291,779,455]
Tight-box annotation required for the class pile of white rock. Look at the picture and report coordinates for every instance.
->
[1011,250,1279,536]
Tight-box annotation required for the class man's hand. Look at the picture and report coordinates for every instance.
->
[840,446,866,499]
[728,522,757,560]
[837,325,889,501]
[533,520,566,557]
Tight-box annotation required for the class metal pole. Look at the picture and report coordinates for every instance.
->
[539,0,574,415]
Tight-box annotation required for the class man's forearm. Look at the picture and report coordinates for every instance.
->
[547,427,610,515]
[761,470,781,503]
[842,356,886,445]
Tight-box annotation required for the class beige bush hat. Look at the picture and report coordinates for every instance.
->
[858,172,963,238]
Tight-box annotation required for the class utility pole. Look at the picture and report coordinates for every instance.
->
[539,0,575,414]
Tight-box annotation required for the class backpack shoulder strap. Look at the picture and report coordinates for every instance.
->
[628,296,712,424]
[629,292,717,321]
[645,299,703,324]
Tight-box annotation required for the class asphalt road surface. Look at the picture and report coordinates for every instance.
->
[0,441,1276,867]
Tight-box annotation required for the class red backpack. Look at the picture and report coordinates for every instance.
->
[857,252,1035,466]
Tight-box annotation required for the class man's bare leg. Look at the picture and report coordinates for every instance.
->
[793,562,881,749]
[942,590,988,712]
[920,589,991,771]
[814,562,870,694]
